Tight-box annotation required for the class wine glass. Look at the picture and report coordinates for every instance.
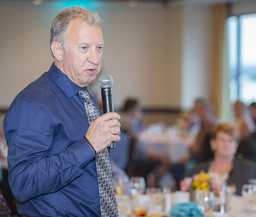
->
[146,188,165,215]
[242,184,255,197]
[241,184,256,214]
[130,177,146,195]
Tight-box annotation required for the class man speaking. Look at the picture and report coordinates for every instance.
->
[4,7,120,217]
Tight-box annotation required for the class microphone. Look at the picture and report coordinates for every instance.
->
[100,73,114,113]
[99,73,116,149]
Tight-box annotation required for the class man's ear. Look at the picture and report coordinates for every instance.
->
[51,41,64,61]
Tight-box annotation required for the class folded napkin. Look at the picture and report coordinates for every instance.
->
[170,202,204,217]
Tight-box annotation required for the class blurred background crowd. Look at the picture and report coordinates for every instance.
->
[110,97,256,192]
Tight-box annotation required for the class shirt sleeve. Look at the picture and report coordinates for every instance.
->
[5,100,95,203]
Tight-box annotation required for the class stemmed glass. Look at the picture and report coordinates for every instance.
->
[130,177,146,195]
[242,184,256,197]
[241,184,256,214]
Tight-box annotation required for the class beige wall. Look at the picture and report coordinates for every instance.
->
[0,1,177,108]
[98,2,174,107]
[166,4,184,107]
[181,3,212,109]
[0,2,53,108]
[0,1,218,111]
[231,1,256,15]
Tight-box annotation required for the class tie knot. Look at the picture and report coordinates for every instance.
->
[78,88,91,102]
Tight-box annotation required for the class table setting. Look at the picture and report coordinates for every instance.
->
[116,176,256,217]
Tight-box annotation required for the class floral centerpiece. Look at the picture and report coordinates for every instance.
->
[191,172,211,192]
[181,171,216,193]
[181,171,216,213]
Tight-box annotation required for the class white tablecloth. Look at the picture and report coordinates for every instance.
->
[117,193,256,217]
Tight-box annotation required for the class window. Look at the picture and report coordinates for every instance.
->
[228,14,256,103]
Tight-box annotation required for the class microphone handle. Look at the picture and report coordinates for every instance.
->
[101,87,113,113]
[101,87,116,149]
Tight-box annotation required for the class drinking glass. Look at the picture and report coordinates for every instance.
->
[192,191,215,213]
[130,177,146,195]
[146,188,164,214]
[249,179,256,185]
[242,184,255,196]
[132,195,150,217]
[241,184,256,214]
[116,195,132,217]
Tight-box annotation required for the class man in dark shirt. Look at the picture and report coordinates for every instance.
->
[4,7,120,217]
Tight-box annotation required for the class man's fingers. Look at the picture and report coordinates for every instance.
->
[109,127,121,135]
[107,119,121,128]
[87,112,121,152]
[100,112,120,121]
[111,135,121,143]
[93,114,121,130]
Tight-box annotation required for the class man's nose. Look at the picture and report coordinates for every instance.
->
[87,47,100,65]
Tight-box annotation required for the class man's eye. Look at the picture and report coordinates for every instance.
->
[80,46,89,52]
[97,46,104,52]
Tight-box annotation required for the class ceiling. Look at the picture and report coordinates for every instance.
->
[2,0,244,3]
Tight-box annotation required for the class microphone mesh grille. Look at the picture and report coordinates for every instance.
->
[99,73,113,88]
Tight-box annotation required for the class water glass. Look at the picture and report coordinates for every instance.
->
[116,195,132,217]
[242,184,255,196]
[130,177,146,195]
[241,184,256,214]
[132,195,150,217]
[194,191,215,213]
[146,188,164,214]
[249,179,256,191]
[249,179,256,184]
[162,187,172,214]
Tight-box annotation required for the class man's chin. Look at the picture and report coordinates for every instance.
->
[80,77,97,87]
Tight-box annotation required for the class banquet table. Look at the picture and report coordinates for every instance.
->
[117,192,256,217]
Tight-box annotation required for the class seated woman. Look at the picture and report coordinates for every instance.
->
[181,123,256,195]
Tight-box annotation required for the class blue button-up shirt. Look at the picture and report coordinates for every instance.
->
[4,64,101,217]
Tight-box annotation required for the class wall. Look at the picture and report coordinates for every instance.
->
[166,3,184,107]
[231,1,256,16]
[0,1,220,113]
[0,2,53,108]
[0,1,180,109]
[181,3,212,109]
[98,2,174,107]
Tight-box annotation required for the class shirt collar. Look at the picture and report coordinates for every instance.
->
[48,63,81,98]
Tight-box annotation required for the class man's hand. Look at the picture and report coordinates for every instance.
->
[85,112,121,152]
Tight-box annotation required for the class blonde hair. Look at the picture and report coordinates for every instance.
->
[50,7,101,45]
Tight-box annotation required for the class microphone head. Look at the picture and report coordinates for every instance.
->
[99,73,113,88]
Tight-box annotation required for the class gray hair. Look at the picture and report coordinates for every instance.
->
[50,7,101,45]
